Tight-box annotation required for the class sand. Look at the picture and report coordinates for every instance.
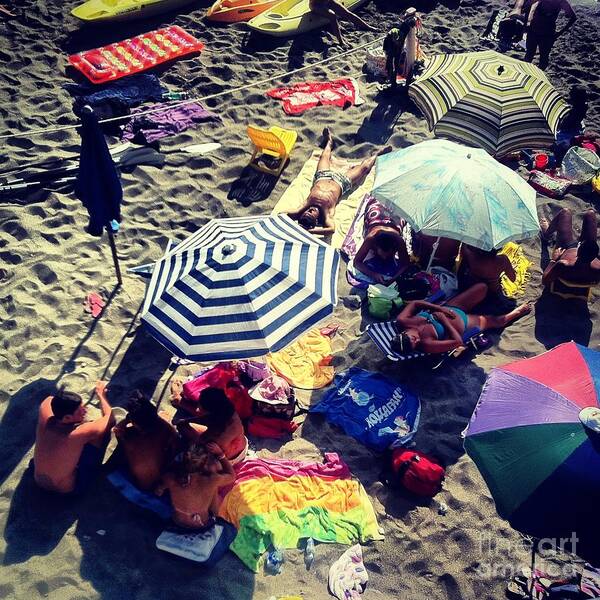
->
[1,0,599,598]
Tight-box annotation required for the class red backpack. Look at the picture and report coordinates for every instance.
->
[391,449,445,497]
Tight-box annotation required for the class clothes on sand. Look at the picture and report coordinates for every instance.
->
[122,101,221,143]
[267,78,364,115]
[267,328,334,389]
[328,544,369,600]
[218,453,382,571]
[65,74,167,119]
[498,242,532,298]
[181,362,253,419]
[311,367,420,451]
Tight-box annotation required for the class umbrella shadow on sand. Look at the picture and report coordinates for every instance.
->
[534,290,592,348]
[534,245,592,348]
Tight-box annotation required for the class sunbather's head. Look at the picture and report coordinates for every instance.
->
[374,232,398,259]
[298,205,321,230]
[127,390,159,430]
[391,329,420,354]
[51,387,85,424]
[577,240,599,264]
[198,387,236,434]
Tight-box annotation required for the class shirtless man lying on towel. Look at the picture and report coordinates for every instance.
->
[286,128,392,236]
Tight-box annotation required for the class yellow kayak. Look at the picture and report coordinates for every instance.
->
[206,0,282,22]
[247,0,369,36]
[71,0,197,23]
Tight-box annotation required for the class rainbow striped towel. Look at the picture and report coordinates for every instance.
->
[219,453,383,571]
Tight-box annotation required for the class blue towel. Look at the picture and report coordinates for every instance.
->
[107,469,173,520]
[311,367,421,451]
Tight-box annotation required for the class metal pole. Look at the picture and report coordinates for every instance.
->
[106,225,123,286]
[426,236,440,272]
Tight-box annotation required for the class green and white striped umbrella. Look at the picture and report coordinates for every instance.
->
[409,50,569,156]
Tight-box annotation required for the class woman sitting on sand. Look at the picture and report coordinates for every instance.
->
[156,442,235,530]
[392,283,531,355]
[173,387,248,465]
[353,197,410,284]
[113,391,179,491]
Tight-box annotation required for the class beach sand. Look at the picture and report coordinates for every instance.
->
[1,0,599,598]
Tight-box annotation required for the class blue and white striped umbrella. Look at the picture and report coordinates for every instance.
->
[141,214,340,361]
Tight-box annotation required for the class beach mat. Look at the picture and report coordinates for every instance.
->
[156,518,237,564]
[107,469,173,520]
[272,150,375,249]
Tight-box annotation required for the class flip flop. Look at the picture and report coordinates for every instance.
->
[83,292,106,318]
[0,5,15,16]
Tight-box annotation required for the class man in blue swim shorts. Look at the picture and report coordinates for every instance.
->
[286,128,392,236]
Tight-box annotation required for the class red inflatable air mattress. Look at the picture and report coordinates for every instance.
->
[68,25,204,84]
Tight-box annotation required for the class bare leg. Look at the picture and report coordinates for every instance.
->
[345,145,393,187]
[327,12,344,45]
[580,209,598,244]
[473,302,532,331]
[170,378,184,404]
[330,1,375,30]
[447,282,488,312]
[541,208,574,247]
[316,127,334,171]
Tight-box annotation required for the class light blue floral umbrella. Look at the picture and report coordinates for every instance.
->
[371,139,538,266]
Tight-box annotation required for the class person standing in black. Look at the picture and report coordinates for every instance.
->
[516,0,576,70]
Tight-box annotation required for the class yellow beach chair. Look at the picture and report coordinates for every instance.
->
[550,278,594,301]
[247,125,297,176]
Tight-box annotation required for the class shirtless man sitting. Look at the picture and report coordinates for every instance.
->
[286,128,392,236]
[541,208,600,287]
[458,245,516,295]
[33,381,114,494]
[113,391,179,491]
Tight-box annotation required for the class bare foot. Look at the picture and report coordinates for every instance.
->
[170,378,184,404]
[377,145,393,157]
[506,302,533,324]
[321,127,334,149]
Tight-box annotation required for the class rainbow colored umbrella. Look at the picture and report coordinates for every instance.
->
[464,342,600,544]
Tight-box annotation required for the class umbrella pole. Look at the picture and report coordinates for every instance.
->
[528,538,538,599]
[106,225,123,286]
[426,236,440,272]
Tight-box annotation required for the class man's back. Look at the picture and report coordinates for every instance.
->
[529,0,574,33]
[34,416,87,493]
[118,419,178,490]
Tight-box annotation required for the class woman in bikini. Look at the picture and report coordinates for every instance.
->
[172,386,248,465]
[392,283,532,355]
[353,197,410,284]
[286,128,391,235]
[156,442,235,530]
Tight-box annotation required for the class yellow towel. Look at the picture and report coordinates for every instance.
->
[272,150,375,249]
[267,328,334,389]
[499,242,532,298]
